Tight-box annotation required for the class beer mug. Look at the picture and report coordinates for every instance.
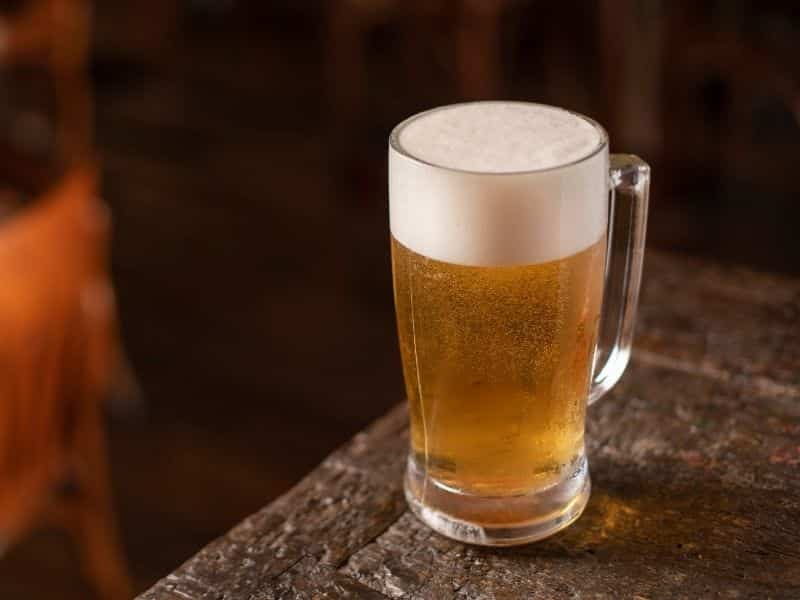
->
[389,102,649,546]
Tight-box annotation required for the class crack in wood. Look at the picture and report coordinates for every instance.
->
[634,348,800,398]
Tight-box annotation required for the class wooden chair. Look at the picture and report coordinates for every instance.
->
[597,0,800,269]
[659,2,800,183]
[0,1,133,597]
[325,0,512,120]
[0,165,132,599]
[599,0,800,181]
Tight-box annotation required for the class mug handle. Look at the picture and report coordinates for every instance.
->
[589,154,650,405]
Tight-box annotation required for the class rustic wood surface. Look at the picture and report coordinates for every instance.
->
[138,250,800,600]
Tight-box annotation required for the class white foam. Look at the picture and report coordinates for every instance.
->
[390,102,608,266]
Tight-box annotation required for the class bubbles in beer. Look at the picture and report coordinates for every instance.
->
[392,236,606,496]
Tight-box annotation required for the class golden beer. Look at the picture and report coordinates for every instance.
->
[392,236,606,496]
[389,101,649,545]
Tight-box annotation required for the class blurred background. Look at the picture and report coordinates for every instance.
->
[0,0,797,597]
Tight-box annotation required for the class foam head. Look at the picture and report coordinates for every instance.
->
[389,102,608,267]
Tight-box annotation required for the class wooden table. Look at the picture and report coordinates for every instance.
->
[138,251,800,599]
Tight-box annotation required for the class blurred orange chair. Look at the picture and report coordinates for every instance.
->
[0,165,131,600]
[0,1,133,598]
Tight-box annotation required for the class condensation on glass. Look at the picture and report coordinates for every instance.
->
[389,102,649,546]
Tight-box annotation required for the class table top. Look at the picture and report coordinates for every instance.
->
[138,250,800,599]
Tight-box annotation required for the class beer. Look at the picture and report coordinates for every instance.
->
[392,235,606,496]
[388,101,650,545]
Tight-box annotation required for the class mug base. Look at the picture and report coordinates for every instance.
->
[404,455,590,547]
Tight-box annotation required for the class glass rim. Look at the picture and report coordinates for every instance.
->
[389,101,609,176]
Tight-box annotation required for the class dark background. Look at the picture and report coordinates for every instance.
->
[1,1,799,597]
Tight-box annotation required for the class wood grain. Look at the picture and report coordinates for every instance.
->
[138,253,800,599]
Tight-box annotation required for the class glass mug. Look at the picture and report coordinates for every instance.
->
[389,102,649,546]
